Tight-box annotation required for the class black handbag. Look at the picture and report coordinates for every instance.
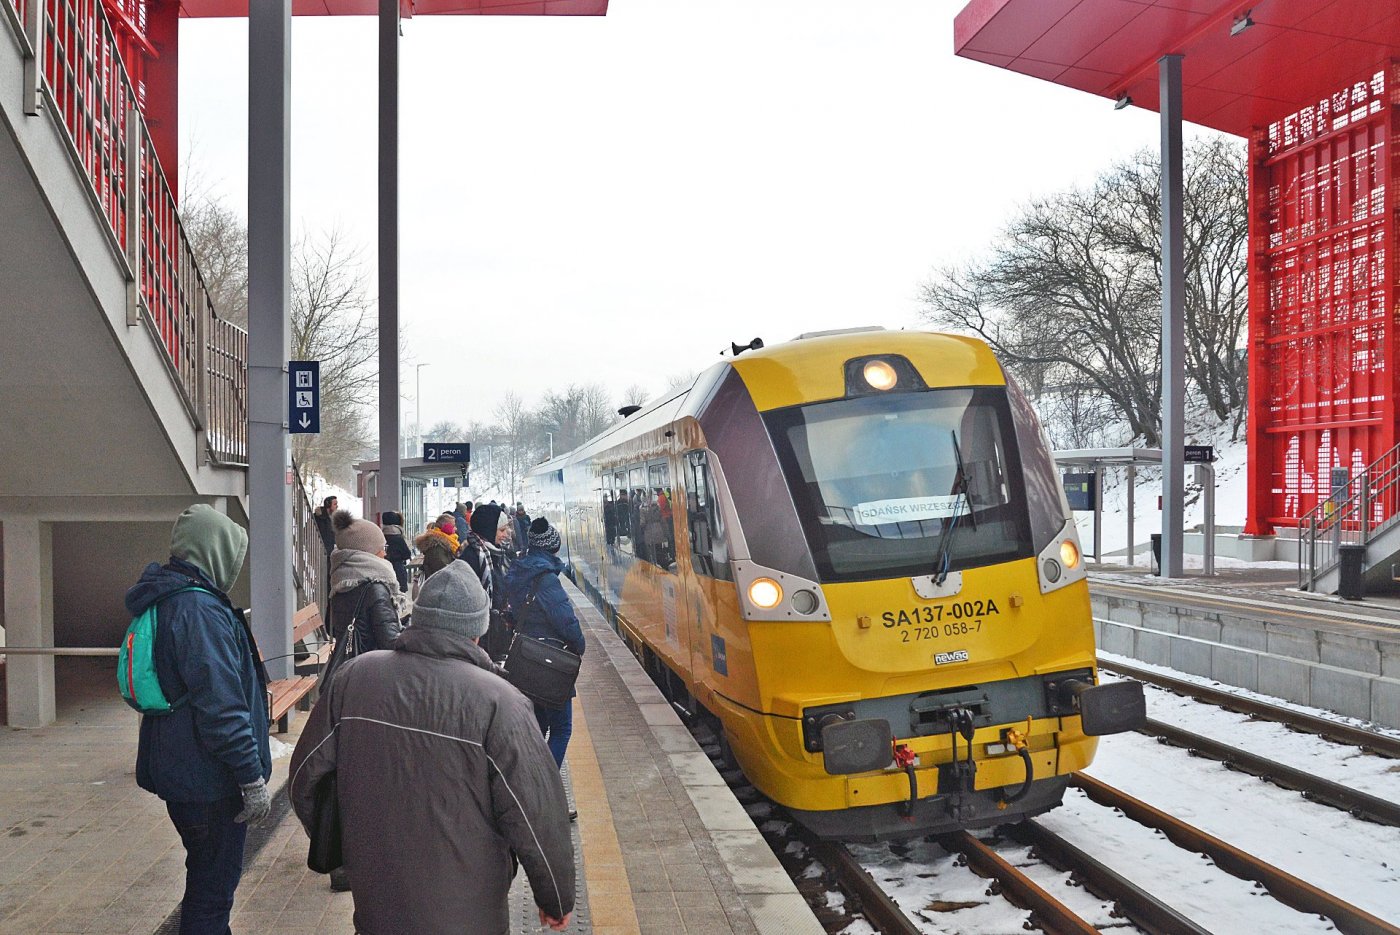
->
[501,633,581,710]
[306,771,343,873]
[481,608,514,661]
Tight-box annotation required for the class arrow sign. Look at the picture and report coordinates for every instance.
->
[288,361,321,435]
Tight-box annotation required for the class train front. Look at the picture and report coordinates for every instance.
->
[697,330,1144,841]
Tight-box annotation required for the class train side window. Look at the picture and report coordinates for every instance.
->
[638,462,676,571]
[613,470,634,554]
[686,451,732,581]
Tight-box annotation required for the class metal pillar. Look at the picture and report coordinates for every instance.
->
[1159,54,1186,579]
[1092,466,1103,562]
[248,0,294,680]
[1125,464,1136,567]
[377,0,402,518]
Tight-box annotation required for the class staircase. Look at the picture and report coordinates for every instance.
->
[0,0,247,488]
[1298,443,1400,594]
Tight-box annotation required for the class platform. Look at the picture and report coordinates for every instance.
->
[0,582,822,934]
[1089,568,1400,730]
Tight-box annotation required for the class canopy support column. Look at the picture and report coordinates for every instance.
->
[1159,53,1186,579]
[377,0,402,517]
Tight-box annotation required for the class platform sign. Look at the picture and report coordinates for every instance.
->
[423,442,470,463]
[288,361,320,434]
[1184,445,1215,463]
[1062,472,1097,511]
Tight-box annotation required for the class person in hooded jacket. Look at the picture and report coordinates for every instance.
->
[126,504,272,935]
[504,517,585,770]
[290,562,575,935]
[379,510,412,592]
[414,514,459,579]
[327,511,410,682]
[458,502,505,602]
[512,504,531,557]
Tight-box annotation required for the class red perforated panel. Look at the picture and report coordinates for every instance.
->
[1245,65,1399,533]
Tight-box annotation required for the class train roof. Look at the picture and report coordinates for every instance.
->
[730,329,1005,412]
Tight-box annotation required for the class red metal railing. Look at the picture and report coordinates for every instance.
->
[4,0,248,465]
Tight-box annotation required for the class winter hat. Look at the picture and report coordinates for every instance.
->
[413,561,489,638]
[333,510,387,555]
[438,518,456,536]
[470,503,504,540]
[529,517,562,553]
[381,511,403,526]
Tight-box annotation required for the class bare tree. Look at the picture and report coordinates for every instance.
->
[919,139,1248,445]
[619,383,650,409]
[182,172,248,327]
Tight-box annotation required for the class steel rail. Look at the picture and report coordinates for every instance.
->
[1100,656,1400,758]
[942,831,1100,935]
[1139,717,1400,826]
[1010,821,1211,935]
[1072,773,1400,935]
[811,842,921,935]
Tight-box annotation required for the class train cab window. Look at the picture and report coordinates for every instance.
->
[765,386,1033,583]
[612,470,633,554]
[685,451,732,581]
[636,462,676,571]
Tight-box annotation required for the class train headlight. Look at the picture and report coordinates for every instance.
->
[1042,558,1063,583]
[1059,540,1081,570]
[862,360,898,391]
[791,589,819,615]
[748,578,783,609]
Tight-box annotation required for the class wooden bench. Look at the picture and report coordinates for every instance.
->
[266,603,331,733]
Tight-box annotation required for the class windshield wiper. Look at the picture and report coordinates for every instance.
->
[934,430,976,584]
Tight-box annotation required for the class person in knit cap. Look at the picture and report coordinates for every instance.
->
[458,502,506,601]
[504,517,585,771]
[291,562,576,935]
[414,513,459,579]
[125,505,271,933]
[326,511,411,685]
[379,510,412,592]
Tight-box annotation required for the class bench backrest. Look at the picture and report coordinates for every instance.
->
[292,603,325,644]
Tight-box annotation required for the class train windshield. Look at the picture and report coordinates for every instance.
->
[765,386,1034,583]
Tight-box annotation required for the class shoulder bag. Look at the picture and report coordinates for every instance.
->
[500,572,581,710]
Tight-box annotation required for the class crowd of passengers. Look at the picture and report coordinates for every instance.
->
[127,496,585,935]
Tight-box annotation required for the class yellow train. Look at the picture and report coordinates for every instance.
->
[526,328,1143,840]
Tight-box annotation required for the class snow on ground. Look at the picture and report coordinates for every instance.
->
[1100,650,1400,740]
[1113,673,1400,803]
[269,736,295,760]
[1082,730,1400,923]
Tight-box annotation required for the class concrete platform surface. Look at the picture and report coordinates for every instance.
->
[0,583,822,935]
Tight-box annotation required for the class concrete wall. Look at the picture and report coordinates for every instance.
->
[1093,592,1400,729]
[50,519,252,649]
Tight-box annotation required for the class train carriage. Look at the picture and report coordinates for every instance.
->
[526,327,1143,841]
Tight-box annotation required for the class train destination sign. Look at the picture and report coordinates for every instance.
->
[423,442,471,463]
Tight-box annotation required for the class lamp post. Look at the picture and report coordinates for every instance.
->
[415,362,430,452]
[546,431,555,460]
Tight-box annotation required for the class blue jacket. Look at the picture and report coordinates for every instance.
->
[126,559,272,803]
[504,551,585,656]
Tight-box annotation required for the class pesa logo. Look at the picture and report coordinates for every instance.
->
[934,650,970,666]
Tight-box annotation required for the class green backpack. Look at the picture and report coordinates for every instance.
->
[118,587,208,715]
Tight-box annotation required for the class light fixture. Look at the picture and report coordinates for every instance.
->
[748,578,783,610]
[1230,10,1254,37]
[1114,94,1132,111]
[1060,539,1081,570]
[862,360,898,391]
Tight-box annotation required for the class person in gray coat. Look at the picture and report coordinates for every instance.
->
[288,561,575,935]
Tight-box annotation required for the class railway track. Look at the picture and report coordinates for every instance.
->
[827,772,1400,935]
[1100,656,1400,758]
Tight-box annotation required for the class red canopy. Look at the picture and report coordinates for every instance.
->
[179,0,607,18]
[954,0,1400,134]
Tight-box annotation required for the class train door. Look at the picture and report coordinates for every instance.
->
[681,450,737,710]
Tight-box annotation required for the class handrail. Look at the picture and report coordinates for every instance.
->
[1298,441,1400,590]
[9,0,248,466]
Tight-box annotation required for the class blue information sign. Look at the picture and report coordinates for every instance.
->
[423,442,471,463]
[288,361,320,434]
[1062,472,1097,512]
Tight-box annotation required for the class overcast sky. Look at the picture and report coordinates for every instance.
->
[179,0,1221,432]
